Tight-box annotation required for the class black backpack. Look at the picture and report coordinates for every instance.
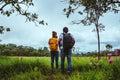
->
[63,33,74,51]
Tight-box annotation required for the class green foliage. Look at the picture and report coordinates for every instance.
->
[64,0,120,23]
[0,56,120,80]
[63,0,120,59]
[106,44,113,51]
[0,57,51,79]
[0,0,47,34]
[0,43,50,56]
[0,26,10,34]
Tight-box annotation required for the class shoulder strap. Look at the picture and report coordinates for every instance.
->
[68,33,71,36]
[63,33,70,35]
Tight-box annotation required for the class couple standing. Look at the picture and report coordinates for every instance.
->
[48,27,75,73]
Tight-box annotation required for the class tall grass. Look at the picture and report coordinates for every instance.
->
[0,56,120,80]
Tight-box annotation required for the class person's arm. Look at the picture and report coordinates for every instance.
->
[48,39,50,44]
[58,33,63,48]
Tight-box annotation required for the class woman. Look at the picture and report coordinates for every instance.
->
[48,31,59,70]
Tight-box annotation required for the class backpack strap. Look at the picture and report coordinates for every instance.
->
[62,33,71,36]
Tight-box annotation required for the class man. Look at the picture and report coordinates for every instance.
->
[59,27,75,74]
[48,31,59,71]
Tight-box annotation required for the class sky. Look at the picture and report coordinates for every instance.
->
[0,0,120,53]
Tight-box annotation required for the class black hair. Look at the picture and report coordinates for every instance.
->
[63,27,68,33]
[52,31,57,38]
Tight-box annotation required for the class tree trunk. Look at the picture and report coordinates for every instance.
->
[96,25,101,60]
[95,0,101,60]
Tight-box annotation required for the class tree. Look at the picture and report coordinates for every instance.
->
[105,43,113,59]
[106,44,113,51]
[0,0,47,34]
[63,0,120,59]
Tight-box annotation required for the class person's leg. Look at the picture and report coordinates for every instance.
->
[60,49,65,72]
[67,49,72,72]
[55,51,59,69]
[51,51,54,70]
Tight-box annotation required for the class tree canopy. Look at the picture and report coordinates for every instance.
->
[63,0,120,59]
[64,0,120,24]
[106,44,113,51]
[0,0,47,34]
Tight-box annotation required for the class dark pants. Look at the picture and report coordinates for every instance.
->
[51,51,59,69]
[60,49,72,72]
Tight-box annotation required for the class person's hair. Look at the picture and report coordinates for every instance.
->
[63,27,68,33]
[52,31,57,38]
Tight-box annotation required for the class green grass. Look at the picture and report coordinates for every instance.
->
[0,56,120,80]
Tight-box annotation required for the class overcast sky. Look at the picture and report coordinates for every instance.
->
[0,0,120,53]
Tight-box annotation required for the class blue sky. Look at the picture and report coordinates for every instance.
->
[0,0,120,53]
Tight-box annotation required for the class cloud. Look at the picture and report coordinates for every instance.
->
[0,0,120,52]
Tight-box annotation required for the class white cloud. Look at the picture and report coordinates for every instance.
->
[0,0,120,52]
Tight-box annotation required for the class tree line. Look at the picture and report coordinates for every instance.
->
[0,43,119,57]
[0,43,49,56]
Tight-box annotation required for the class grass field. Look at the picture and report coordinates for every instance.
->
[0,56,120,80]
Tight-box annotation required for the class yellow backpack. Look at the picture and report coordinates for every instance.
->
[49,38,58,51]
